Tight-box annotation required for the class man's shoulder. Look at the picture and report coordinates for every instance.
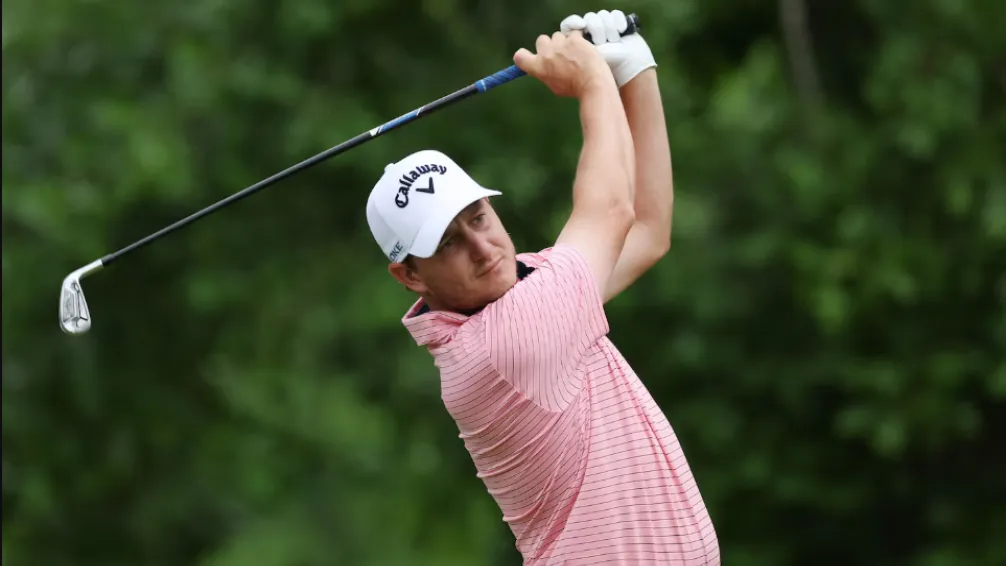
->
[515,244,582,270]
[515,249,549,269]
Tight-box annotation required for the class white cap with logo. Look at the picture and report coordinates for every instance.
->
[366,149,501,263]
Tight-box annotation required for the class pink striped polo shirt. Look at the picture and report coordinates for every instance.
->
[402,244,719,565]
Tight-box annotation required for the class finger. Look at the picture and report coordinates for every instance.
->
[559,14,585,33]
[513,48,539,74]
[611,9,629,34]
[597,10,621,43]
[535,33,550,53]
[582,12,605,45]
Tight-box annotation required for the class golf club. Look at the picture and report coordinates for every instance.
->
[58,14,642,335]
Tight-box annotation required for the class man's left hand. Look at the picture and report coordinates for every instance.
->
[559,10,657,88]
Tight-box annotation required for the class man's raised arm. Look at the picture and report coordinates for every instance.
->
[560,10,674,302]
[553,79,636,295]
[514,28,636,295]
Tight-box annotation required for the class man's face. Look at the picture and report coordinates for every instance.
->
[390,198,517,313]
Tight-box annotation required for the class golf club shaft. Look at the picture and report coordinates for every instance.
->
[59,14,642,336]
[99,76,499,266]
[93,14,640,268]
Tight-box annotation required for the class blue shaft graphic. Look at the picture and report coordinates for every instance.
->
[373,65,524,136]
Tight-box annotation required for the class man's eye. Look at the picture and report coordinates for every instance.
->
[472,214,486,226]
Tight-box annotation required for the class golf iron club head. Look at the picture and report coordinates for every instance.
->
[59,259,103,335]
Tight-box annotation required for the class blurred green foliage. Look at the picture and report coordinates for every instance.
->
[3,0,1006,564]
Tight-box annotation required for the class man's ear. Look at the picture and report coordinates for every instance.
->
[388,260,428,294]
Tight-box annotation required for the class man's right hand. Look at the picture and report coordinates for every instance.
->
[513,31,615,99]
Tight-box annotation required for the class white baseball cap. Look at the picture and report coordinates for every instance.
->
[366,149,501,263]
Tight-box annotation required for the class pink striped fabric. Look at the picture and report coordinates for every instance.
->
[402,244,719,565]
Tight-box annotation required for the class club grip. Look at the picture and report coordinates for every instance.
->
[475,65,525,92]
[583,12,641,44]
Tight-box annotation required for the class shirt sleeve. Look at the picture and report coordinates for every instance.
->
[480,243,610,411]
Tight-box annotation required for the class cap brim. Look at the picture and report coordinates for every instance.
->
[407,187,502,260]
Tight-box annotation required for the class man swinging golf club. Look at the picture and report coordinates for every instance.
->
[366,10,719,565]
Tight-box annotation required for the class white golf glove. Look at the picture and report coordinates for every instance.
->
[560,10,657,88]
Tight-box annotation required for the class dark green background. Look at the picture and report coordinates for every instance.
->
[4,0,1005,564]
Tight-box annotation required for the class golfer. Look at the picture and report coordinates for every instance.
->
[366,10,718,565]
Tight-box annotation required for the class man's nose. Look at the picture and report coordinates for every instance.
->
[468,233,495,261]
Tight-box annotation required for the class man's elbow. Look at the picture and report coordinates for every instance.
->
[646,217,672,266]
[655,235,671,259]
[653,196,674,258]
[645,232,670,268]
[656,219,672,255]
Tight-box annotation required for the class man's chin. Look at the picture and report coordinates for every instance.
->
[495,257,519,283]
[475,270,518,310]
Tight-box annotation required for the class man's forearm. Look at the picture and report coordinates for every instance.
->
[574,74,636,212]
[620,69,673,247]
[556,66,636,297]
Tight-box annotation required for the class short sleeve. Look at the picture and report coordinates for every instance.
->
[480,243,610,411]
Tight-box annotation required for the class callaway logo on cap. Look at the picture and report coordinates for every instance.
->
[366,149,501,263]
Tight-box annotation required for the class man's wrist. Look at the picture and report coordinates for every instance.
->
[578,66,620,101]
[619,67,658,93]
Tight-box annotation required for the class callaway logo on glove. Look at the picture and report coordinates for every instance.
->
[560,9,657,88]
